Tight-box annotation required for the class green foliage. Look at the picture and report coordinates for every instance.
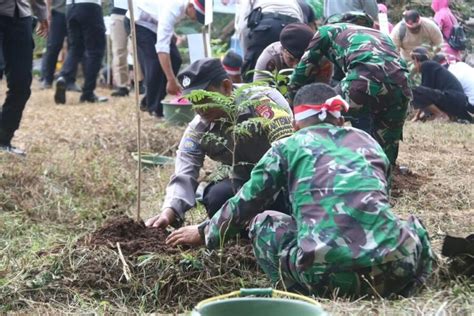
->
[185,82,275,177]
[248,68,294,95]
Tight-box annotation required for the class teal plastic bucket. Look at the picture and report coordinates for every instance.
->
[192,288,327,316]
[162,98,195,125]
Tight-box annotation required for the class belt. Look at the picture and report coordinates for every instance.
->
[66,0,101,5]
[261,12,299,24]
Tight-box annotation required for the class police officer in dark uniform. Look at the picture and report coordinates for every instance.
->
[145,58,294,229]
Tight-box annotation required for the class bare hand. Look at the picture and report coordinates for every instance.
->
[166,78,182,96]
[36,20,49,38]
[145,208,176,228]
[166,225,203,247]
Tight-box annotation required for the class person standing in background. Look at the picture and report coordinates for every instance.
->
[41,0,81,92]
[431,0,462,62]
[110,0,131,97]
[0,0,49,156]
[128,0,206,117]
[237,0,304,82]
[54,0,108,104]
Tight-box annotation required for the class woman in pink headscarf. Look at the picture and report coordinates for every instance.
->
[432,0,462,61]
[377,4,393,33]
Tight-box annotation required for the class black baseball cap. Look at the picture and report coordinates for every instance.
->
[178,58,228,95]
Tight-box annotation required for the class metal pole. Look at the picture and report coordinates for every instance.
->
[127,0,142,222]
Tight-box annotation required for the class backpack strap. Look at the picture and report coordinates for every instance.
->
[399,22,407,49]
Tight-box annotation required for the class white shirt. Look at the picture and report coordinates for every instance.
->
[449,62,474,105]
[127,0,188,54]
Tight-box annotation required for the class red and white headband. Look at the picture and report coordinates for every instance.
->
[222,64,241,75]
[294,95,350,122]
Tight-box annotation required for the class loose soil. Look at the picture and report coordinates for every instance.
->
[80,215,182,255]
[391,167,430,198]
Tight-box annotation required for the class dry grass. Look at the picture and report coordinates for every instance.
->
[0,82,473,314]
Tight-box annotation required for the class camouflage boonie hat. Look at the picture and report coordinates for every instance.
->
[324,11,374,28]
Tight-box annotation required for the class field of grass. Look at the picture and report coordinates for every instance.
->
[0,83,473,314]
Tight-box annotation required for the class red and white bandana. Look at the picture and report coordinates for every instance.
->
[294,95,349,121]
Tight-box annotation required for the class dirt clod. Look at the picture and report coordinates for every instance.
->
[391,167,429,198]
[81,216,180,255]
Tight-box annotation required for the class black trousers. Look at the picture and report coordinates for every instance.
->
[412,86,472,121]
[41,10,80,85]
[242,16,297,82]
[202,178,290,219]
[0,14,33,146]
[136,25,181,116]
[60,3,105,97]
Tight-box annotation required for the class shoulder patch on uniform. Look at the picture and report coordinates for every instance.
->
[182,138,199,152]
[255,104,275,119]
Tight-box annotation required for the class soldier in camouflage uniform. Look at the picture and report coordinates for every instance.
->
[289,22,412,167]
[146,58,294,229]
[167,83,433,298]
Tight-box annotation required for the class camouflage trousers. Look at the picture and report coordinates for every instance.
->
[249,211,434,298]
[340,78,410,166]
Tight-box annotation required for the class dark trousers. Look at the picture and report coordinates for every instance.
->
[202,178,290,218]
[412,86,472,122]
[0,15,33,145]
[60,3,105,96]
[136,25,181,116]
[41,10,79,85]
[242,16,297,82]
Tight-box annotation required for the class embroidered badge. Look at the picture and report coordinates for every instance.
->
[255,104,275,119]
[182,138,199,152]
[182,76,191,88]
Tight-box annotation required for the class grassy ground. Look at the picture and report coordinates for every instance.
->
[0,82,473,314]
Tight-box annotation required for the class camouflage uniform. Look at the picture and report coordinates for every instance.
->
[204,124,433,297]
[289,23,413,166]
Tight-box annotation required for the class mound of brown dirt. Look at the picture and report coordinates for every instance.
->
[80,215,182,255]
[391,167,429,198]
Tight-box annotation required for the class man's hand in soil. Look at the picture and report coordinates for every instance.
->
[145,208,176,228]
[166,225,203,247]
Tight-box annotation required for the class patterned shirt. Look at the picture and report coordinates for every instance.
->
[205,124,424,274]
[290,23,412,99]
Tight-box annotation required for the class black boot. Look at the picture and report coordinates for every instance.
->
[111,87,129,97]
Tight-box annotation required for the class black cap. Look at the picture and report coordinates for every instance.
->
[178,58,228,95]
[222,50,243,74]
[193,0,206,25]
[411,46,429,59]
[279,23,314,59]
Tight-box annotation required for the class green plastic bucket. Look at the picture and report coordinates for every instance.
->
[162,98,195,125]
[192,288,327,316]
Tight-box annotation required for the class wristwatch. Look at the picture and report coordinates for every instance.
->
[197,220,210,242]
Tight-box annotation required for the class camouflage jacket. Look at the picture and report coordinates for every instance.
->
[205,124,424,273]
[289,23,412,99]
[162,86,294,220]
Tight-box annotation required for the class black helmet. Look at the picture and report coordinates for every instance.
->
[324,11,374,28]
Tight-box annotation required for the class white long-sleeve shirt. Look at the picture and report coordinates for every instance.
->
[127,0,188,53]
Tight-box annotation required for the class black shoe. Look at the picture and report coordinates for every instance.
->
[140,97,148,112]
[0,144,26,157]
[66,82,82,92]
[80,93,108,103]
[111,87,129,97]
[54,77,67,104]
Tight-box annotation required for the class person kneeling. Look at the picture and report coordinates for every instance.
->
[167,83,434,298]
